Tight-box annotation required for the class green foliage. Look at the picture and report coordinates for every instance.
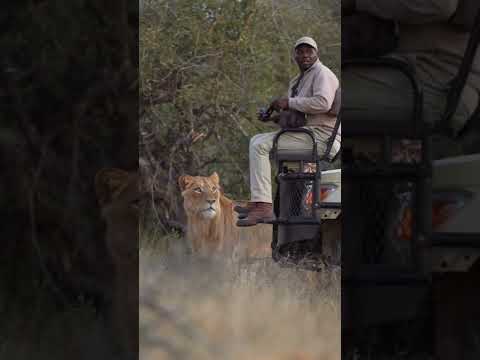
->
[140,0,340,231]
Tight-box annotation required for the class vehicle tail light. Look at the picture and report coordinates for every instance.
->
[397,190,472,241]
[304,184,338,206]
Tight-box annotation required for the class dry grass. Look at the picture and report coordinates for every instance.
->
[0,229,339,360]
[140,233,341,360]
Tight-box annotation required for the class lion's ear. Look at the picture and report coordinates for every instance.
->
[95,168,131,206]
[178,175,194,191]
[209,172,220,185]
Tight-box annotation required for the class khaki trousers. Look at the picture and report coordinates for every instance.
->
[249,126,340,203]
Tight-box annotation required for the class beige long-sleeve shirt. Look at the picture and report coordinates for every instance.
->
[356,0,480,133]
[287,60,340,133]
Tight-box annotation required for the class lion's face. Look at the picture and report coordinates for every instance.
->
[179,172,221,220]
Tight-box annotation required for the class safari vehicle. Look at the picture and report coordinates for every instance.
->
[341,6,480,359]
[257,109,342,272]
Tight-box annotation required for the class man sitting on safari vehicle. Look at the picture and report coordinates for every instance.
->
[235,36,340,227]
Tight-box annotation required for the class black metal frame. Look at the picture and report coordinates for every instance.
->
[343,57,432,275]
[341,8,480,345]
[443,8,480,137]
[267,113,341,268]
[343,7,480,277]
[272,128,320,225]
[271,117,341,217]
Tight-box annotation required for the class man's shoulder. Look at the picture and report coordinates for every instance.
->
[306,61,335,78]
[289,61,338,85]
[317,62,336,74]
[289,61,322,83]
[315,62,339,82]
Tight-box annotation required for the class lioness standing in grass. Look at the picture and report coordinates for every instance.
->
[95,168,139,359]
[178,172,272,259]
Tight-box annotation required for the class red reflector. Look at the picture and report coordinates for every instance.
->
[304,185,337,206]
[397,190,472,241]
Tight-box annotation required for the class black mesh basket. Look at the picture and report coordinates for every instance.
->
[278,172,319,222]
[354,176,417,268]
[272,169,326,270]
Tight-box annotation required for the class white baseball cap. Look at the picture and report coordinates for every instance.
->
[294,36,318,51]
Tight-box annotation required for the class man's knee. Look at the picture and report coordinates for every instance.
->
[249,133,272,155]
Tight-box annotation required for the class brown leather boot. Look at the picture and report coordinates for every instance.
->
[233,202,256,215]
[236,202,274,227]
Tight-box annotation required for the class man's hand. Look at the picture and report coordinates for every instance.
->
[270,97,289,111]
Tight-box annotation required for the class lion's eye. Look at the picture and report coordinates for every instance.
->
[212,186,217,192]
[194,187,202,193]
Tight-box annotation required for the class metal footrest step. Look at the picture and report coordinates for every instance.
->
[431,232,480,248]
[278,172,316,180]
[262,217,320,225]
[428,232,480,272]
[344,164,429,179]
[319,202,341,209]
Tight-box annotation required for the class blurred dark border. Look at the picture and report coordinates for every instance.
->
[341,1,480,359]
[1,1,138,359]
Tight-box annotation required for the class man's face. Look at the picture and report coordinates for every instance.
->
[294,44,318,71]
